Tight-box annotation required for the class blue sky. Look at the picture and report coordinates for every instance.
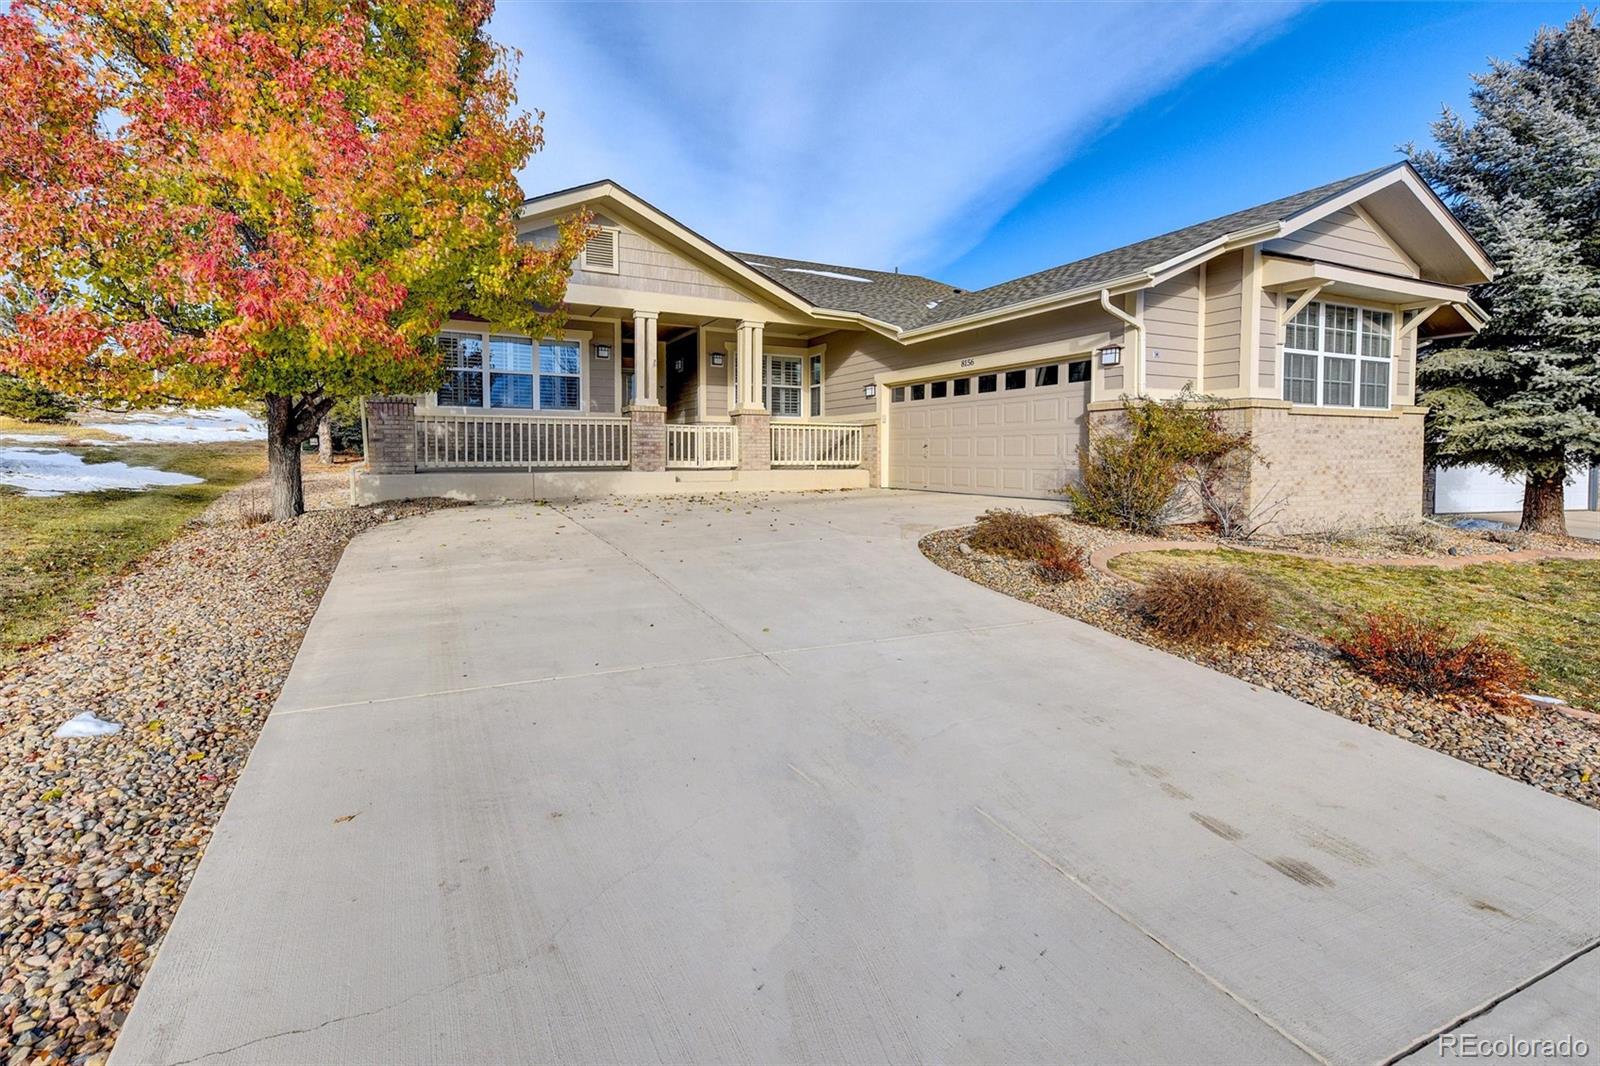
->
[494,1,1576,291]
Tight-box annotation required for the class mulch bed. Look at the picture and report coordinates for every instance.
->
[921,517,1600,812]
[0,467,458,1066]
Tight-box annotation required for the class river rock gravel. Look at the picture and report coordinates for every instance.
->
[922,518,1600,812]
[0,467,454,1066]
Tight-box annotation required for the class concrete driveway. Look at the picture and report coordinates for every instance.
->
[114,491,1599,1065]
[1442,509,1600,541]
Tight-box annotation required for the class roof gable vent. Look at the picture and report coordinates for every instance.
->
[580,228,620,274]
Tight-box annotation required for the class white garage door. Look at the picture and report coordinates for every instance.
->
[887,359,1091,499]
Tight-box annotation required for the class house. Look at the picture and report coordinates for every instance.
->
[355,162,1494,530]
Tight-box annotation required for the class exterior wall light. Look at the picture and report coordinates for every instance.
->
[863,383,878,399]
[1098,345,1123,367]
[594,344,612,361]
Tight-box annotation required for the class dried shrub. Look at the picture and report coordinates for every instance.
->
[1486,528,1530,549]
[1065,388,1260,536]
[1331,611,1532,705]
[1034,544,1087,584]
[1381,522,1446,554]
[968,509,1062,561]
[1134,565,1273,647]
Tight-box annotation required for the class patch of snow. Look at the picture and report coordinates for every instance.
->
[55,712,123,738]
[0,447,203,496]
[780,267,872,283]
[83,406,265,444]
[1445,517,1517,531]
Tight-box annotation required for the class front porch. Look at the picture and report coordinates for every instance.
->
[352,401,874,503]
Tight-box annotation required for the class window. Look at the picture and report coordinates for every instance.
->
[809,354,823,417]
[489,336,535,408]
[891,386,906,403]
[910,382,925,401]
[1004,369,1027,390]
[435,330,585,411]
[1281,300,1394,409]
[1067,360,1090,383]
[539,340,582,410]
[437,332,483,407]
[930,380,948,399]
[977,373,997,393]
[1034,364,1059,387]
[765,355,802,416]
[623,371,635,404]
[953,377,971,396]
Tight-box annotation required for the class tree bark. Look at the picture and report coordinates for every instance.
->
[317,416,333,465]
[264,393,334,521]
[1521,467,1568,535]
[266,395,306,521]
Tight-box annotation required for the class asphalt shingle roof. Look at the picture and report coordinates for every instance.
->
[740,164,1400,331]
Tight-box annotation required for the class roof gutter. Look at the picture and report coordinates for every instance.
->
[897,272,1153,343]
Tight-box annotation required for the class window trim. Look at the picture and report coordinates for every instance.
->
[1281,299,1395,410]
[430,326,591,414]
[763,351,805,419]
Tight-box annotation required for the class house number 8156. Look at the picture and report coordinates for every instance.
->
[959,358,975,368]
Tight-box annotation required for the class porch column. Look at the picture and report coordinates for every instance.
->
[633,311,660,405]
[737,319,765,411]
[627,310,664,473]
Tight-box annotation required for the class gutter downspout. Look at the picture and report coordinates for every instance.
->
[1099,289,1144,396]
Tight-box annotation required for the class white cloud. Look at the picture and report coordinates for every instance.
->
[492,2,1298,277]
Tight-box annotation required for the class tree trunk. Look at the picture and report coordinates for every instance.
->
[265,396,306,521]
[1521,467,1568,535]
[317,416,333,465]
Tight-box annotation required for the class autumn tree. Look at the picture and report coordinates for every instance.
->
[0,0,586,518]
[1407,10,1600,534]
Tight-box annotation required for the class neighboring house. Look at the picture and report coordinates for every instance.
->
[357,161,1494,530]
[1429,463,1598,514]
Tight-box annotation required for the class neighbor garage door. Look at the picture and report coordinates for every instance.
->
[887,358,1091,499]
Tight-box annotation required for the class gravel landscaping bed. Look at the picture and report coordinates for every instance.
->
[0,467,456,1066]
[922,515,1600,811]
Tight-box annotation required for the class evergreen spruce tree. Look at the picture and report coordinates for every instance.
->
[1407,10,1600,533]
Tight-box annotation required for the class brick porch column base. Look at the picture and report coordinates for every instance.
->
[731,409,771,471]
[627,404,666,472]
[365,397,416,474]
[859,422,881,487]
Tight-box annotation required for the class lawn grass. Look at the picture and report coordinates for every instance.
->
[0,440,265,664]
[1109,548,1600,710]
[0,416,118,442]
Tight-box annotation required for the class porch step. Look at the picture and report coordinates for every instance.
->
[672,470,737,483]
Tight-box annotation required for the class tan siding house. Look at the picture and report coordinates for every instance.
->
[358,164,1493,531]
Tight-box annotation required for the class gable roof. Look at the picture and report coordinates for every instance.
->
[734,253,964,329]
[522,163,1490,339]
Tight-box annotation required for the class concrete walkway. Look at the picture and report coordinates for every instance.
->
[114,491,1600,1065]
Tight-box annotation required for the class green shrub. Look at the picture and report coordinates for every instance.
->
[1331,611,1531,706]
[968,509,1062,561]
[0,373,73,423]
[1134,565,1273,646]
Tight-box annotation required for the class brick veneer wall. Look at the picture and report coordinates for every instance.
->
[1242,404,1425,531]
[1086,401,1425,532]
[859,422,881,487]
[731,410,771,471]
[627,404,665,472]
[365,397,416,475]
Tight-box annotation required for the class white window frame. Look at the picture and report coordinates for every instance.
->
[431,326,590,413]
[1281,300,1394,410]
[763,348,805,419]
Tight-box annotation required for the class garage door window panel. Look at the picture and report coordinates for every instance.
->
[1035,365,1059,387]
[1005,370,1027,390]
[953,378,971,396]
[978,374,997,394]
[931,381,948,399]
[1068,360,1090,383]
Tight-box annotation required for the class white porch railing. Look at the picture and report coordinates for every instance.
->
[771,422,863,468]
[666,423,738,469]
[415,412,630,470]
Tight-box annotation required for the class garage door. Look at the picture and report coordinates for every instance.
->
[887,359,1091,499]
